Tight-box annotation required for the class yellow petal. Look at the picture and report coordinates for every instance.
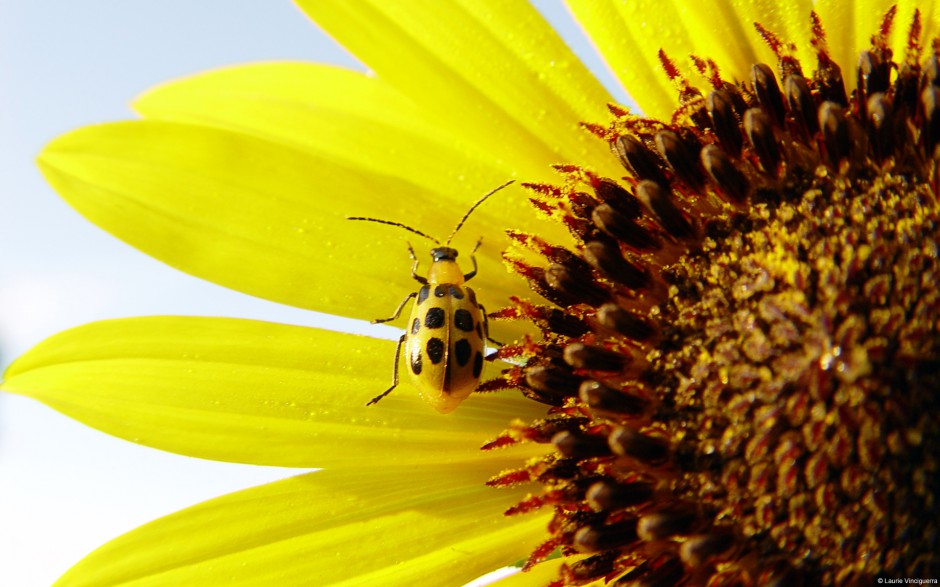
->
[565,0,670,117]
[38,120,534,333]
[917,1,940,54]
[2,316,547,468]
[567,0,813,119]
[817,0,938,83]
[134,63,571,246]
[488,559,566,586]
[294,0,622,178]
[56,467,550,586]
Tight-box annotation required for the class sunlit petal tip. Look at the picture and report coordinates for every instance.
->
[54,468,551,587]
[293,0,623,179]
[37,120,541,334]
[2,316,547,468]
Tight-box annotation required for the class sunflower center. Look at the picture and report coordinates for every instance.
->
[656,170,940,579]
[487,8,940,586]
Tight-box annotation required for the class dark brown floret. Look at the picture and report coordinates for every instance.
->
[701,144,750,201]
[596,304,657,342]
[635,180,695,239]
[615,135,671,187]
[488,7,940,586]
[743,107,780,175]
[818,101,851,166]
[706,88,746,157]
[592,203,663,251]
[655,130,707,191]
[786,74,821,140]
[866,92,895,161]
[751,63,787,126]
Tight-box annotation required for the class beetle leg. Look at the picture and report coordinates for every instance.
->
[373,292,417,324]
[407,243,428,285]
[479,304,503,347]
[367,333,407,406]
[463,238,482,282]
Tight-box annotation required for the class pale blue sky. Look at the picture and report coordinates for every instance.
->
[0,2,626,585]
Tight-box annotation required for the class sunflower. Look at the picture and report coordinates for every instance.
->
[3,0,939,586]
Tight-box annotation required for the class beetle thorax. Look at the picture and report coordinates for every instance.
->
[427,247,464,284]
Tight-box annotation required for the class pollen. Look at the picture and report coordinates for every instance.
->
[489,8,939,585]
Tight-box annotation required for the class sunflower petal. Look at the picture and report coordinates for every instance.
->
[135,63,570,242]
[133,62,572,277]
[488,559,566,586]
[56,468,550,586]
[567,0,813,119]
[2,316,547,468]
[37,120,533,330]
[816,0,937,82]
[294,0,622,178]
[565,0,678,118]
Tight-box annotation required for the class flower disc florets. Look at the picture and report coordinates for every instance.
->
[486,8,939,586]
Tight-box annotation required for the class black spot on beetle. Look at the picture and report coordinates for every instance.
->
[417,285,431,305]
[472,352,483,377]
[454,339,472,367]
[427,337,445,364]
[425,307,445,329]
[434,284,448,297]
[454,309,474,332]
[449,285,464,299]
[411,318,421,335]
[410,348,423,375]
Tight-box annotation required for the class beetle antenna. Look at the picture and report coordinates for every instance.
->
[445,180,514,246]
[347,217,440,244]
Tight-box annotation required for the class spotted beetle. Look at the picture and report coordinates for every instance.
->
[348,180,512,413]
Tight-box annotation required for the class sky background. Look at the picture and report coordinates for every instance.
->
[0,2,627,585]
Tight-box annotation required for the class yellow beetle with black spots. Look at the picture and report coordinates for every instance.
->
[349,181,512,413]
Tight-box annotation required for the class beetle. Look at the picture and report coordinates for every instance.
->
[348,180,513,413]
